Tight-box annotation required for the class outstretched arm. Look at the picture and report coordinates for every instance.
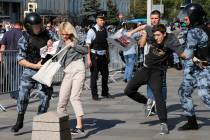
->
[138,30,147,48]
[127,25,146,37]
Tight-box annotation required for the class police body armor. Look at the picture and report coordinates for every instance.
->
[24,30,50,64]
[91,27,108,51]
[194,25,210,63]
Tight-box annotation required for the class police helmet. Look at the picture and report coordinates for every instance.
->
[24,12,42,31]
[183,3,207,27]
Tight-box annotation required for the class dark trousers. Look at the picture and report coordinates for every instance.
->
[124,67,167,123]
[90,53,109,97]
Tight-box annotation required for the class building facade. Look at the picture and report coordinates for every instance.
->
[31,0,130,24]
[69,0,130,23]
[100,0,130,15]
[0,0,24,22]
[1,0,130,23]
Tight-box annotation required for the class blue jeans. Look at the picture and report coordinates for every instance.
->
[147,70,167,100]
[124,54,136,81]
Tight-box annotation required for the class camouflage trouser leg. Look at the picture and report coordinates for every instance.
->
[17,69,52,114]
[17,69,36,114]
[173,52,180,64]
[178,71,196,116]
[195,69,210,109]
[36,84,53,114]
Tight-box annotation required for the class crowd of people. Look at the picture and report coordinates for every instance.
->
[0,3,210,136]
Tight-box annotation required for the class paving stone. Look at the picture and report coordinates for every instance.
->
[32,129,71,140]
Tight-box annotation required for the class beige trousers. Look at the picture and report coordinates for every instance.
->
[57,59,85,117]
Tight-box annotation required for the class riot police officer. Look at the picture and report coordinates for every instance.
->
[178,3,210,131]
[11,13,55,133]
[86,11,113,100]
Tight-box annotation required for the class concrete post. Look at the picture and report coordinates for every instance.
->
[32,112,71,140]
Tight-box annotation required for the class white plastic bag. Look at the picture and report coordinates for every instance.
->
[40,41,60,58]
[107,29,136,51]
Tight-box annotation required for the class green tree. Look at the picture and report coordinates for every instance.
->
[158,0,210,21]
[107,0,119,25]
[161,0,182,21]
[130,0,147,18]
[81,0,101,22]
[129,0,210,22]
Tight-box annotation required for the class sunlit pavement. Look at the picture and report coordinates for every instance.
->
[0,68,210,140]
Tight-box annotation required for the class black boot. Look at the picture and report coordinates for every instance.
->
[174,63,182,70]
[178,115,199,131]
[11,114,24,132]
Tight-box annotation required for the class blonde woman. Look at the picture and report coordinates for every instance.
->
[56,22,88,134]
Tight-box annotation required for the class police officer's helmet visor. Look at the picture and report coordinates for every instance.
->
[181,3,207,26]
[24,13,42,31]
[31,24,41,30]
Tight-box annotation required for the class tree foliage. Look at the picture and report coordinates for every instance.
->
[130,0,210,22]
[130,0,147,18]
[106,0,119,25]
[161,0,182,21]
[81,0,101,20]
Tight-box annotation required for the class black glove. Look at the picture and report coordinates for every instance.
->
[42,54,53,64]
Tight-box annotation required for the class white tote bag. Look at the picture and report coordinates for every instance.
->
[32,45,69,87]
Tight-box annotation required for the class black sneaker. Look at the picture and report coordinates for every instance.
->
[123,79,127,83]
[178,115,199,131]
[71,128,85,135]
[102,94,114,99]
[174,63,182,70]
[178,122,199,131]
[92,96,101,101]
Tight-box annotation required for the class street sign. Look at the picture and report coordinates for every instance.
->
[28,2,37,13]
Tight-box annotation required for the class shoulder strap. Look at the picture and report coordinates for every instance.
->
[89,27,97,48]
[22,31,30,43]
[193,25,210,61]
[56,40,63,52]
[51,43,69,61]
[91,26,108,37]
[104,27,108,38]
[91,27,97,34]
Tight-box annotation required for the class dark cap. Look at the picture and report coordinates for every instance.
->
[96,11,107,19]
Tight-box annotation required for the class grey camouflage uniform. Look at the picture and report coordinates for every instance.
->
[178,27,210,116]
[16,35,52,114]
